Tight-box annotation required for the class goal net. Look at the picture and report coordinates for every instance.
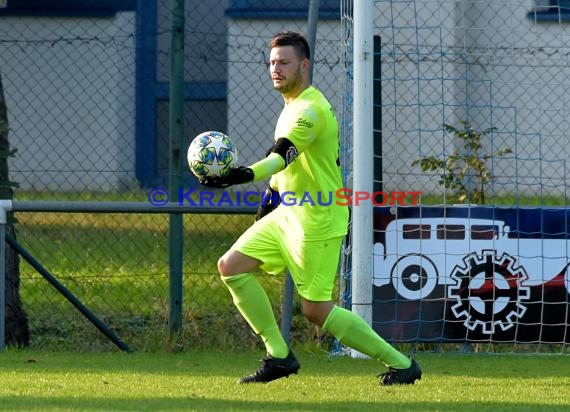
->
[339,0,570,353]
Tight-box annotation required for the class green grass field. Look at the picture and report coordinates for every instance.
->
[1,350,569,411]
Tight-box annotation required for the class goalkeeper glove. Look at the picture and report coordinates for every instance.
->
[199,166,254,188]
[255,187,281,221]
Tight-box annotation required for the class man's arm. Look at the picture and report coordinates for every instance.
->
[200,138,297,188]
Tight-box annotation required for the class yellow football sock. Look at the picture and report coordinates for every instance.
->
[222,273,289,358]
[323,305,411,369]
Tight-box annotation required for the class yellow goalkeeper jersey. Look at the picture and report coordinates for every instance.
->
[270,86,349,241]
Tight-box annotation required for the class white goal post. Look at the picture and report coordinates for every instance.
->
[350,0,374,357]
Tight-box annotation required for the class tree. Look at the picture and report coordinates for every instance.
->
[0,74,30,346]
[412,120,512,205]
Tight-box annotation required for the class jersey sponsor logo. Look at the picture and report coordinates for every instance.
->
[295,117,313,128]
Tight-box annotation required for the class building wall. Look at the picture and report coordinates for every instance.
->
[0,12,137,191]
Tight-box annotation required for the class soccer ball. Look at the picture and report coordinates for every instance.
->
[187,131,238,179]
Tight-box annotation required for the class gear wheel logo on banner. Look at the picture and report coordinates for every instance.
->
[448,250,531,334]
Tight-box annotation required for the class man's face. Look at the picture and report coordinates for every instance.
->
[269,45,306,95]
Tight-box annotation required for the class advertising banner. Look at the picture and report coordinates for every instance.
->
[372,206,570,343]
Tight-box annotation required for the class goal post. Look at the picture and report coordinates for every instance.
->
[350,0,374,355]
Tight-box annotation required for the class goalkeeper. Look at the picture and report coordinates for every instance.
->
[200,30,422,385]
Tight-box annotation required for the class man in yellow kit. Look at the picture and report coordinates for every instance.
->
[200,31,422,385]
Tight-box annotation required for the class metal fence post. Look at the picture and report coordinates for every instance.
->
[0,214,5,352]
[168,0,185,342]
[0,199,12,351]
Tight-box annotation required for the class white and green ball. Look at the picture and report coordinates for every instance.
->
[187,131,238,179]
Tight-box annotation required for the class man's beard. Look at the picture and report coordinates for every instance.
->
[274,68,302,94]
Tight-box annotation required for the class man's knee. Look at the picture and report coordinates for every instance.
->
[217,255,230,277]
[217,250,241,277]
[218,249,262,277]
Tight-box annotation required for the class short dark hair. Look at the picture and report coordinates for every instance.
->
[269,31,310,60]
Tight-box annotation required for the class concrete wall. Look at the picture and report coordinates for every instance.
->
[0,12,137,191]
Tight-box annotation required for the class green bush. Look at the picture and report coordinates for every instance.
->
[412,120,512,204]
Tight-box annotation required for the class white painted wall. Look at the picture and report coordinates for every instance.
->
[0,12,137,191]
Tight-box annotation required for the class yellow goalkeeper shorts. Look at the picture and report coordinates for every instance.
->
[232,210,344,302]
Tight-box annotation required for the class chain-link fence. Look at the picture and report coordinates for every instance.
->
[3,1,568,353]
[0,1,343,351]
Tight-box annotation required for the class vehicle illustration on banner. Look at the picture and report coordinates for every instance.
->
[373,217,570,334]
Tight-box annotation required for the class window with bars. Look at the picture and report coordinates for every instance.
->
[528,0,570,21]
